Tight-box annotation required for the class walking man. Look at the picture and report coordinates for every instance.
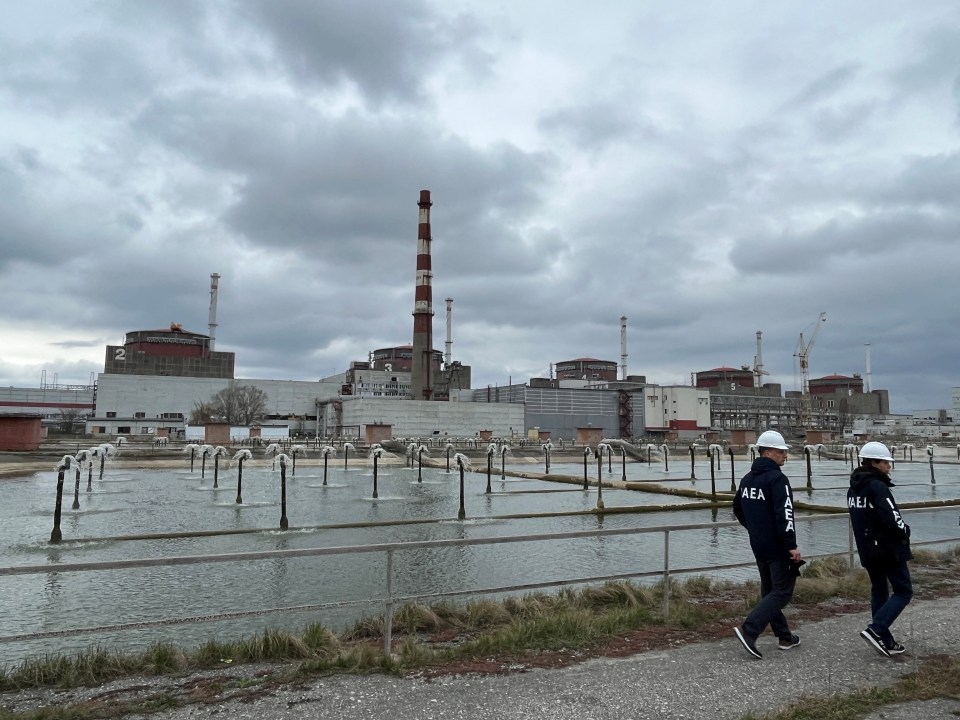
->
[848,441,912,657]
[733,430,802,658]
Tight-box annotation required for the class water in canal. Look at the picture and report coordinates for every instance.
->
[1,453,957,666]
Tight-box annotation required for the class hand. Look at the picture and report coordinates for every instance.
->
[789,549,802,562]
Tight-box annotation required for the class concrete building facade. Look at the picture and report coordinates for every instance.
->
[641,386,711,437]
[696,367,755,390]
[555,358,618,383]
[468,384,624,441]
[86,374,346,436]
[104,325,235,379]
[0,386,94,420]
[332,397,525,439]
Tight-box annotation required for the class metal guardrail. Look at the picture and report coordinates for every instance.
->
[2,507,959,654]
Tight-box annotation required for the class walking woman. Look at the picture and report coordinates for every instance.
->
[847,441,913,657]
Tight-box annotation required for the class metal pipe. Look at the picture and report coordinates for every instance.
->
[728,448,736,492]
[236,456,244,505]
[279,458,289,529]
[72,465,81,510]
[486,447,493,494]
[457,456,466,520]
[51,467,65,544]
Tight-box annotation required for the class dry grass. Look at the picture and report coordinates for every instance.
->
[2,547,959,700]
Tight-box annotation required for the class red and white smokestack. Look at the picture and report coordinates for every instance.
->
[208,273,220,352]
[444,297,453,369]
[410,190,434,400]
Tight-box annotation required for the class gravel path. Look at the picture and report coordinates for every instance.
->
[4,595,958,719]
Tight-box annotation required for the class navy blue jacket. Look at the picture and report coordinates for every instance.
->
[847,467,912,566]
[733,457,798,561]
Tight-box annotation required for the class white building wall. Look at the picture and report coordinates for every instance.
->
[339,398,524,438]
[88,373,347,434]
[0,386,95,416]
[641,386,711,431]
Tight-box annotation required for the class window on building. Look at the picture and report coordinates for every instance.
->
[117,426,131,434]
[106,412,117,418]
[134,412,145,419]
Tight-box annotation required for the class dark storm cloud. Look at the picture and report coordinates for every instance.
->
[872,150,960,207]
[0,153,105,269]
[0,30,157,113]
[730,208,960,275]
[134,87,558,281]
[235,0,492,105]
[1,1,958,410]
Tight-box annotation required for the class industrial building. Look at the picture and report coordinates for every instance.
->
[555,358,618,383]
[30,192,895,444]
[104,325,235,379]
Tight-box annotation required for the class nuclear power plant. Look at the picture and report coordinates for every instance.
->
[1,189,930,444]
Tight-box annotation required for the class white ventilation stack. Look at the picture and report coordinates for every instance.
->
[865,343,872,392]
[620,316,628,380]
[208,273,220,351]
[444,298,454,368]
[754,330,764,386]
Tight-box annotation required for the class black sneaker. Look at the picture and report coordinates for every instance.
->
[884,640,906,655]
[860,627,890,657]
[778,634,801,650]
[734,626,762,659]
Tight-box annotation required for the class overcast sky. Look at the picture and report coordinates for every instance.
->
[1,1,958,413]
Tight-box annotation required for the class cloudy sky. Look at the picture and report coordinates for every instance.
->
[1,1,958,413]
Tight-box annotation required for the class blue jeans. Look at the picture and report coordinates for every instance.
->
[865,558,912,643]
[743,557,796,641]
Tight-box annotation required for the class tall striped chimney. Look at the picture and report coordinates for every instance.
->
[411,190,434,400]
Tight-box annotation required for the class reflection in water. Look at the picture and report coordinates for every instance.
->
[269,536,290,606]
[0,459,957,665]
[43,545,66,600]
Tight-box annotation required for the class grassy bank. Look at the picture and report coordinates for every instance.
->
[0,546,958,720]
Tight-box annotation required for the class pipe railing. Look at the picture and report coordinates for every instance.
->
[2,507,959,656]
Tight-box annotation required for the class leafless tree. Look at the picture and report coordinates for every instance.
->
[58,408,80,432]
[206,382,269,426]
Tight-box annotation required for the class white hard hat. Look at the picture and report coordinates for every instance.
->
[859,441,894,462]
[757,430,789,450]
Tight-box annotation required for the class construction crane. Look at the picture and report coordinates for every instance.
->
[795,312,827,427]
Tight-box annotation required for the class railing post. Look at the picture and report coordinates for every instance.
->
[662,529,670,619]
[384,548,394,656]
